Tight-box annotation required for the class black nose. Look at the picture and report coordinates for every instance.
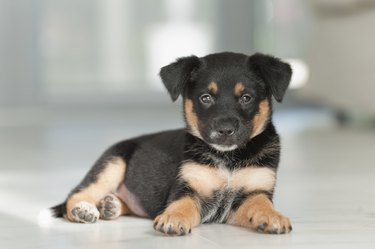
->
[214,117,239,137]
[217,126,235,136]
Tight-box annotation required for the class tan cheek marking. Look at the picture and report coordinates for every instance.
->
[180,163,227,197]
[234,82,245,96]
[66,157,126,221]
[208,81,218,94]
[251,99,270,138]
[184,99,202,139]
[231,167,276,193]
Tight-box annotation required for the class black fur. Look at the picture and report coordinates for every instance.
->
[51,203,66,218]
[247,53,292,102]
[51,52,291,226]
[160,55,201,101]
[182,122,280,169]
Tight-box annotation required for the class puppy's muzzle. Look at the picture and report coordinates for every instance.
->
[211,117,239,140]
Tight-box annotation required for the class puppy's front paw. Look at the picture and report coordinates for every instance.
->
[249,209,292,234]
[70,201,100,224]
[153,213,192,236]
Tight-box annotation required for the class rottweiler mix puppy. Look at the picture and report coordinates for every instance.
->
[51,52,292,235]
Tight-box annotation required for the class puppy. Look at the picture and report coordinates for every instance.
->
[51,52,292,235]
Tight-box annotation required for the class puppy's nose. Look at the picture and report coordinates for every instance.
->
[217,126,235,136]
[215,118,239,137]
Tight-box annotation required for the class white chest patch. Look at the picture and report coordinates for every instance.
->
[180,162,276,198]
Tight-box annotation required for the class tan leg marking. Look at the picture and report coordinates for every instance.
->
[251,99,270,138]
[227,194,292,234]
[68,201,100,224]
[234,82,245,96]
[66,157,126,223]
[208,81,218,94]
[119,197,131,215]
[153,196,201,236]
[98,193,130,220]
[184,99,202,139]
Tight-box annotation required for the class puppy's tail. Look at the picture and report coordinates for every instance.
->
[37,202,66,228]
[50,202,67,218]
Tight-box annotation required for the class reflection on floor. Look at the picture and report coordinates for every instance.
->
[0,108,375,249]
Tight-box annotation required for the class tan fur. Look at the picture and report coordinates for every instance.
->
[251,99,270,138]
[180,162,228,197]
[184,99,202,139]
[208,81,218,94]
[154,196,201,235]
[234,82,245,96]
[98,193,130,220]
[231,167,276,193]
[227,194,292,234]
[180,162,276,198]
[118,196,131,215]
[66,157,126,221]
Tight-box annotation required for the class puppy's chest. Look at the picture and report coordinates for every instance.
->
[179,161,276,223]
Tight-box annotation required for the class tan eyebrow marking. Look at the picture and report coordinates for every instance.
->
[234,83,245,96]
[208,82,218,94]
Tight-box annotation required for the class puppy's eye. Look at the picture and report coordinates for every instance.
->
[200,94,213,104]
[240,94,252,104]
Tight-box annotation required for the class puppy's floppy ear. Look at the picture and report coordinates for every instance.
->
[248,53,292,102]
[159,55,201,101]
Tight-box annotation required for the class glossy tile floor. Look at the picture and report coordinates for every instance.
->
[1,107,375,249]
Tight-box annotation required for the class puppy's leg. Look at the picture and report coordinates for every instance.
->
[153,196,201,236]
[98,193,130,220]
[227,193,292,234]
[65,157,126,223]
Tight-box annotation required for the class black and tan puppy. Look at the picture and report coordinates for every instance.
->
[51,52,292,235]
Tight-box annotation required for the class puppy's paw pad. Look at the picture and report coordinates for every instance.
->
[153,213,192,236]
[98,194,121,220]
[70,201,99,223]
[249,209,292,234]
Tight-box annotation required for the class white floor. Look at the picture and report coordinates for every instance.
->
[1,107,375,249]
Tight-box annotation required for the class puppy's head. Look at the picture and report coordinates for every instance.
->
[160,52,292,152]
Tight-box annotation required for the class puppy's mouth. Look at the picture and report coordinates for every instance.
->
[203,131,243,152]
[209,144,238,152]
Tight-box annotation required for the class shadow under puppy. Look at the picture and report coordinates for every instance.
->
[51,52,293,235]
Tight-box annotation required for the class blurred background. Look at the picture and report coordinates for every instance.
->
[1,0,375,248]
[2,0,375,115]
[1,0,375,168]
